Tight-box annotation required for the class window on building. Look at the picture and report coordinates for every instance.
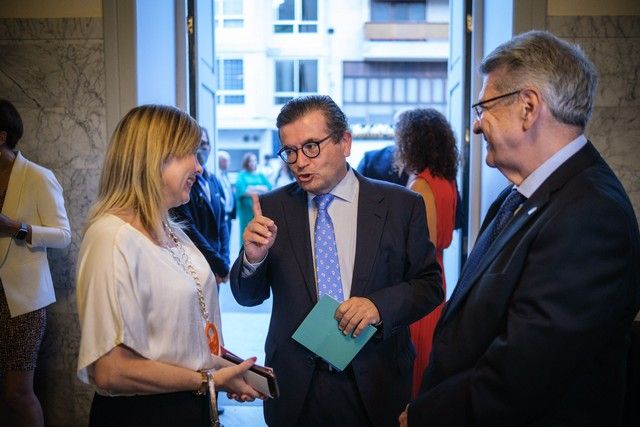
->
[371,0,426,22]
[216,59,245,104]
[215,0,244,28]
[273,0,318,33]
[343,61,446,125]
[274,59,318,104]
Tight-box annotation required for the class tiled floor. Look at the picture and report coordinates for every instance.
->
[218,405,266,427]
[217,269,272,427]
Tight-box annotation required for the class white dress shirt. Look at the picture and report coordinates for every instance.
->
[242,166,360,299]
[517,135,588,197]
[307,167,359,298]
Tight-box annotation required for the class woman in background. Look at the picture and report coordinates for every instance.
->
[273,159,295,188]
[395,108,459,397]
[76,105,262,426]
[0,99,71,427]
[235,152,271,245]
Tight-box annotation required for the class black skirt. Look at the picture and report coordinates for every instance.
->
[89,391,211,427]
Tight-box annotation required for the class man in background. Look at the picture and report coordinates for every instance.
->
[357,136,463,230]
[217,150,236,257]
[357,144,409,186]
[171,127,230,282]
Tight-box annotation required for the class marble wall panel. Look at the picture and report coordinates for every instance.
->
[0,17,104,426]
[547,15,640,38]
[580,38,640,107]
[548,15,640,219]
[0,18,102,40]
[588,107,640,218]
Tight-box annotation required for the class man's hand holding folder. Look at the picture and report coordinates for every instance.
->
[292,294,378,371]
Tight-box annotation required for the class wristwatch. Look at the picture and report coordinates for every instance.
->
[13,223,28,241]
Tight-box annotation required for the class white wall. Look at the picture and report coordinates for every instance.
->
[136,0,178,106]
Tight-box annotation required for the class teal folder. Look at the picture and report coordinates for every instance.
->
[292,294,377,371]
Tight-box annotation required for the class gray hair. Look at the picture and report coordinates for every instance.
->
[479,30,598,130]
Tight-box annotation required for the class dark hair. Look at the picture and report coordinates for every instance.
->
[201,126,210,142]
[0,99,24,149]
[276,95,349,143]
[241,152,257,170]
[394,108,459,181]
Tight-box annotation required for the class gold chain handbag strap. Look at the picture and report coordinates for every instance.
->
[162,222,221,426]
[163,222,220,355]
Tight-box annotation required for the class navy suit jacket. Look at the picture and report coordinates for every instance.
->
[409,142,640,426]
[357,145,465,229]
[171,171,230,277]
[230,171,443,427]
[357,145,409,186]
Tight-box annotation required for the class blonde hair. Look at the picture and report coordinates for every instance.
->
[87,104,201,237]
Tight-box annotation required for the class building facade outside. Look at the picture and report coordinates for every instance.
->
[213,0,450,177]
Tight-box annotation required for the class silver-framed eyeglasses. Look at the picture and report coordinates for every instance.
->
[472,89,522,120]
[277,134,335,164]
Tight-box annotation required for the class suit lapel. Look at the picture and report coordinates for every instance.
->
[351,174,386,297]
[282,186,317,303]
[440,201,543,323]
[195,177,216,217]
[440,142,601,325]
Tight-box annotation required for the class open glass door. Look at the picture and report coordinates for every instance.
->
[189,0,217,172]
[443,0,472,299]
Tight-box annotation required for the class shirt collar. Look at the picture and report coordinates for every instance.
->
[517,135,587,198]
[307,165,357,204]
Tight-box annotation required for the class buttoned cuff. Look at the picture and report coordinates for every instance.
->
[241,251,267,277]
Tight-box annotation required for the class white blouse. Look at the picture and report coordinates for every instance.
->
[76,214,221,393]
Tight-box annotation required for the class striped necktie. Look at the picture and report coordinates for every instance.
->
[450,189,526,303]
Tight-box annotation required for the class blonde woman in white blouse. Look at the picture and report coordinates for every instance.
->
[0,99,71,427]
[76,105,262,426]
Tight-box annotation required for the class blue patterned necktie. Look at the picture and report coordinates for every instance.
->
[313,194,344,301]
[450,188,526,303]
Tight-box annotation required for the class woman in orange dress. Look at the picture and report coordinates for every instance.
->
[394,108,459,397]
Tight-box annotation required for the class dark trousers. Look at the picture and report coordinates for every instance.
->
[296,364,372,427]
[89,391,210,427]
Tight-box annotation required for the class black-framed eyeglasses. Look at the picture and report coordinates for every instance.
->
[277,134,335,164]
[472,89,522,120]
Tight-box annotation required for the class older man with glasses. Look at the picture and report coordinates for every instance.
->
[230,94,443,426]
[401,30,640,427]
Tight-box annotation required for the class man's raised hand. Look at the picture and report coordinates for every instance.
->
[243,193,277,263]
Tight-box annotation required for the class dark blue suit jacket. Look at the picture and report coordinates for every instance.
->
[357,145,409,186]
[357,145,465,230]
[171,171,230,277]
[230,171,443,426]
[410,142,640,426]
